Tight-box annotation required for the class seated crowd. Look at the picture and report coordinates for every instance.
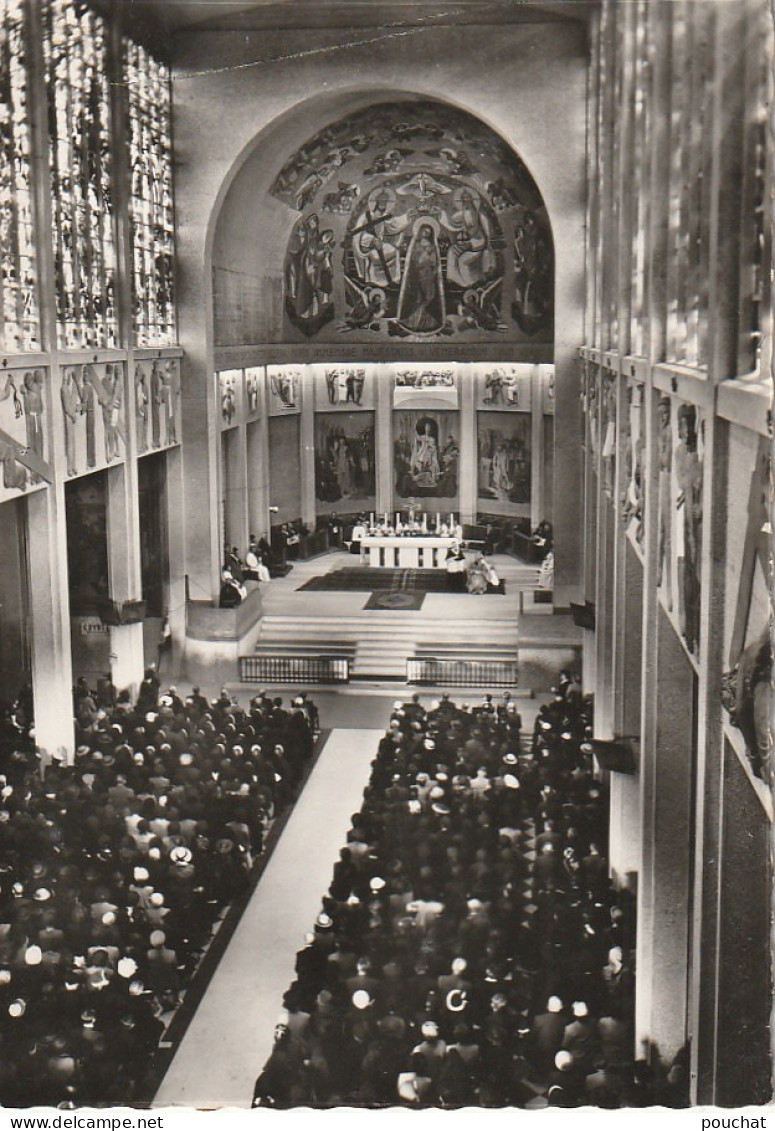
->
[252,675,678,1110]
[0,675,319,1107]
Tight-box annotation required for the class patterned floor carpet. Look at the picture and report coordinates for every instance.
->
[363,590,426,611]
[298,567,505,595]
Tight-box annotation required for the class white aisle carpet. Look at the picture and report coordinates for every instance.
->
[154,729,382,1109]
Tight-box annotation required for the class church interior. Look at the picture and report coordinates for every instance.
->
[0,0,771,1112]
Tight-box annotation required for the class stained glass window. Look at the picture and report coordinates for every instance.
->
[744,9,771,376]
[42,0,118,348]
[665,2,689,363]
[0,0,39,351]
[630,1,651,359]
[126,41,175,346]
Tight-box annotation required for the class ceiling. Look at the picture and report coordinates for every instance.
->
[113,0,598,42]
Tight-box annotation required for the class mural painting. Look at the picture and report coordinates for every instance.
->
[512,209,553,333]
[341,179,506,339]
[0,367,51,500]
[314,412,376,507]
[267,367,301,414]
[273,102,553,344]
[393,366,458,407]
[285,213,335,337]
[394,410,458,501]
[477,411,531,506]
[475,364,532,410]
[319,367,369,409]
[134,359,179,454]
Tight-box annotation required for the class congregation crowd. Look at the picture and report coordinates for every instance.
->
[253,674,685,1110]
[0,672,318,1107]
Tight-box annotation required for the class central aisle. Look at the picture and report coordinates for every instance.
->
[154,728,383,1109]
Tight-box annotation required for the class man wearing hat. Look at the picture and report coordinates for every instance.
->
[561,1000,599,1073]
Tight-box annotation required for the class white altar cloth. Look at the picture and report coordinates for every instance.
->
[360,535,456,569]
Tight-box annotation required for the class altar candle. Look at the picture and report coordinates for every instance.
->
[370,512,374,526]
[436,512,441,530]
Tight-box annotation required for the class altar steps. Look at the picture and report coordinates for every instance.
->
[254,613,518,681]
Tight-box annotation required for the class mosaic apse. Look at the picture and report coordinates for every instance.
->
[276,102,554,344]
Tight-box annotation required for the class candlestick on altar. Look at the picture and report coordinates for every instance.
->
[422,513,428,532]
[436,512,441,531]
[370,512,374,527]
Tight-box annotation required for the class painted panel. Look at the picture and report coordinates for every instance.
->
[477,410,531,508]
[266,365,302,414]
[393,365,458,407]
[314,411,376,510]
[474,363,533,410]
[314,365,372,410]
[393,409,459,503]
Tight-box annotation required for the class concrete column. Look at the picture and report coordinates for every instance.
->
[458,365,477,524]
[610,373,628,739]
[247,423,269,543]
[223,426,248,556]
[530,366,544,529]
[689,1,762,1101]
[581,359,598,698]
[608,538,644,884]
[164,445,186,676]
[712,741,772,1106]
[637,607,694,1066]
[299,368,316,528]
[375,368,393,515]
[247,373,270,543]
[553,349,584,608]
[27,485,74,765]
[106,462,145,699]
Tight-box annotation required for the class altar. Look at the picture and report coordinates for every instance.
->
[360,535,455,569]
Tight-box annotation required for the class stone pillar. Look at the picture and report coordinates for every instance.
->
[174,154,221,606]
[375,368,393,516]
[223,424,248,556]
[458,364,477,524]
[27,485,75,765]
[608,539,643,884]
[106,462,145,699]
[636,606,694,1066]
[299,367,316,528]
[530,366,544,529]
[164,444,186,677]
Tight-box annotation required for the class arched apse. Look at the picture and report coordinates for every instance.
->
[211,96,554,349]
